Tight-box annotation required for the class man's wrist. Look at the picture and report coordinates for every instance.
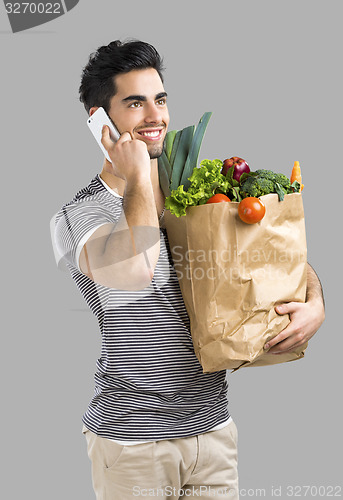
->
[124,175,152,195]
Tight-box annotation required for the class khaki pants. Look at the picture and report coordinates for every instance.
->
[82,420,239,499]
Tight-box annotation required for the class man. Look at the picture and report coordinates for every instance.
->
[54,40,325,499]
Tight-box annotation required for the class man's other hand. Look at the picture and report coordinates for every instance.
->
[264,298,325,354]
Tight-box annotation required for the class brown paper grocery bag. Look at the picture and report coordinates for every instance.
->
[164,193,308,372]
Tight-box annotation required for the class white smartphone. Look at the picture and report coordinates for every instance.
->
[87,107,121,163]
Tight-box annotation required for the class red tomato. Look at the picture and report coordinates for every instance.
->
[206,194,231,204]
[238,197,266,224]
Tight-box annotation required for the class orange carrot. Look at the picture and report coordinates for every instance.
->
[290,161,304,191]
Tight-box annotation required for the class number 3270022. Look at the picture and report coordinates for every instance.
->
[5,3,62,14]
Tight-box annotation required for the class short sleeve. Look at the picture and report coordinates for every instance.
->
[54,197,121,271]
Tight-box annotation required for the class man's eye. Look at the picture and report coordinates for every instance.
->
[129,102,142,108]
[157,98,166,106]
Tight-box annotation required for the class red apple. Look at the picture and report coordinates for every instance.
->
[221,156,250,181]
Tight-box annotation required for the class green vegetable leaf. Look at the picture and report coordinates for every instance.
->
[225,165,234,183]
[291,180,301,193]
[180,112,212,191]
[164,130,177,161]
[274,182,286,201]
[157,152,172,197]
[239,171,257,184]
[170,125,195,191]
[211,181,228,195]
[165,158,229,216]
[228,186,242,202]
[169,129,182,169]
[158,150,172,180]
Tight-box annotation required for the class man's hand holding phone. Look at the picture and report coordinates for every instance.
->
[87,106,151,184]
[81,112,160,290]
[101,126,151,184]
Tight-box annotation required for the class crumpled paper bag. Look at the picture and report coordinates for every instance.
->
[164,193,308,372]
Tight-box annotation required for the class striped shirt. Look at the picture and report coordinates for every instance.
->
[54,174,230,442]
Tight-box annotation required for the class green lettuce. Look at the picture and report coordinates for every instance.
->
[165,159,230,217]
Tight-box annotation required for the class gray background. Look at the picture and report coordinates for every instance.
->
[1,0,342,498]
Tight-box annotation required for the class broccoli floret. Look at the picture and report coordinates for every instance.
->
[240,176,275,198]
[274,173,292,191]
[243,169,294,200]
[255,169,277,181]
[255,169,291,190]
[240,169,296,200]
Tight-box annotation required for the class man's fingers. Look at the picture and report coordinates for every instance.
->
[266,335,297,353]
[117,131,132,143]
[266,335,307,354]
[101,125,112,150]
[264,304,293,350]
[101,126,130,160]
[275,301,302,316]
[263,301,299,350]
[264,317,306,353]
[264,323,292,350]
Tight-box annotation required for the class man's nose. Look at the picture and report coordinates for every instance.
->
[144,102,162,124]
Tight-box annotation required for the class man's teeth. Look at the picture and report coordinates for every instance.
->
[140,130,160,137]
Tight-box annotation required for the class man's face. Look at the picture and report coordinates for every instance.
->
[108,68,170,159]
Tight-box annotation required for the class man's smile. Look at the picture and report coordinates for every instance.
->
[136,127,165,142]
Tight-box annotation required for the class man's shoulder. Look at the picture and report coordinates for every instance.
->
[55,175,118,224]
[66,174,105,205]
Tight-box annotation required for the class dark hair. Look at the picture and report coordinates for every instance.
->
[79,39,164,114]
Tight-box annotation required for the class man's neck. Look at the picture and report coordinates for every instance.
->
[100,158,159,197]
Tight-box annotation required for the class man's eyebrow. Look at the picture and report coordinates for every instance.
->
[156,92,168,100]
[122,94,146,103]
[122,92,168,103]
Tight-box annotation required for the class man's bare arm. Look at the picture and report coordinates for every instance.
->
[79,129,160,290]
[305,262,325,306]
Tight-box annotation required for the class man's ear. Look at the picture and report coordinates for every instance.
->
[89,106,99,117]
